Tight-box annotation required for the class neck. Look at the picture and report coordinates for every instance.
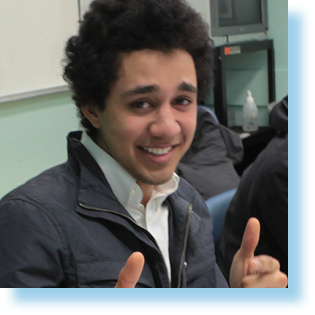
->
[137,182,154,207]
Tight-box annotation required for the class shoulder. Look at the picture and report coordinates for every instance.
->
[251,134,288,180]
[174,177,210,218]
[0,161,77,215]
[176,176,204,202]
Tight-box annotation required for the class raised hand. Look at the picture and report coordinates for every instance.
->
[229,217,288,288]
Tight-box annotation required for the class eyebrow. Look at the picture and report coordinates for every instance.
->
[178,82,198,94]
[122,81,197,98]
[123,85,159,97]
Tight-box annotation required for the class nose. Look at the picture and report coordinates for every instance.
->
[148,104,181,139]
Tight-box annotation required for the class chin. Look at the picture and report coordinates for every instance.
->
[135,172,174,186]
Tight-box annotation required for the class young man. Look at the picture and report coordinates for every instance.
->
[0,0,287,288]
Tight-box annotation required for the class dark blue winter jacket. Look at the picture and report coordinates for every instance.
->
[0,131,228,288]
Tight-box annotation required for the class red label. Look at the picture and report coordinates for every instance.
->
[224,47,231,55]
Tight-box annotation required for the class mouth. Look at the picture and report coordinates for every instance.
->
[137,144,181,168]
[142,146,173,156]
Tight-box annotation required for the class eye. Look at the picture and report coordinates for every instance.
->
[174,98,192,106]
[130,100,152,110]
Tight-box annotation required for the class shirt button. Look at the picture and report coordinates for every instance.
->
[184,261,188,268]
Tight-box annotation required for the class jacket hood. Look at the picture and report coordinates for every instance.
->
[269,95,288,133]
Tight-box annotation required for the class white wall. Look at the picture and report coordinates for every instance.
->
[0,1,78,101]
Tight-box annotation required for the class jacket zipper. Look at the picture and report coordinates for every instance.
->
[79,202,139,225]
[177,204,192,288]
[78,202,160,246]
[79,202,193,288]
[78,202,172,288]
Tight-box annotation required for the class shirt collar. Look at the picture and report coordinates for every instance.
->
[80,131,179,207]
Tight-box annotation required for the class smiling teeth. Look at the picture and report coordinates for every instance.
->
[143,147,172,155]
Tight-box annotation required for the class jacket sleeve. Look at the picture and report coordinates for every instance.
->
[0,198,66,287]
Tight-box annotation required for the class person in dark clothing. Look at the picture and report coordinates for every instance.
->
[178,106,243,200]
[0,0,287,288]
[217,96,288,284]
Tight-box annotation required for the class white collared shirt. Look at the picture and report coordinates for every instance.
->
[81,132,179,281]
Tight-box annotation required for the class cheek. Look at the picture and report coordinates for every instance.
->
[106,116,147,147]
[183,113,197,142]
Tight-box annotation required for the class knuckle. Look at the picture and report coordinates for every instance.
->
[272,258,280,270]
[240,277,252,288]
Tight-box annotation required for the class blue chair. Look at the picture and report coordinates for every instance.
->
[198,105,219,123]
[205,188,237,252]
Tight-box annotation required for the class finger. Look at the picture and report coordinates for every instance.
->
[239,217,260,260]
[247,255,280,275]
[115,252,145,288]
[239,271,288,288]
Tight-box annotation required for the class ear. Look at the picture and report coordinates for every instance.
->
[81,103,102,129]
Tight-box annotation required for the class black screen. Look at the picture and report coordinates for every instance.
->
[218,0,262,27]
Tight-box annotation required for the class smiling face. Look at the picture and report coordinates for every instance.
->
[83,49,197,200]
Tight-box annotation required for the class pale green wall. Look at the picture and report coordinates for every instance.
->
[268,0,288,100]
[0,92,79,198]
[0,0,288,198]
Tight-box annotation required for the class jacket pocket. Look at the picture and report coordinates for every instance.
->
[76,260,154,288]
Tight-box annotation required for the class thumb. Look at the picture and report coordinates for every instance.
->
[229,218,261,287]
[239,217,260,260]
[115,252,145,288]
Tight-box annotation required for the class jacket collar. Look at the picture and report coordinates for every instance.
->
[67,131,132,216]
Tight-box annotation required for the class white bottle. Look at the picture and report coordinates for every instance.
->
[242,90,259,132]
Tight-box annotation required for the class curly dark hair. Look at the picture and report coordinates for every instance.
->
[63,0,214,136]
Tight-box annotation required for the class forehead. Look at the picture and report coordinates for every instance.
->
[116,49,197,89]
